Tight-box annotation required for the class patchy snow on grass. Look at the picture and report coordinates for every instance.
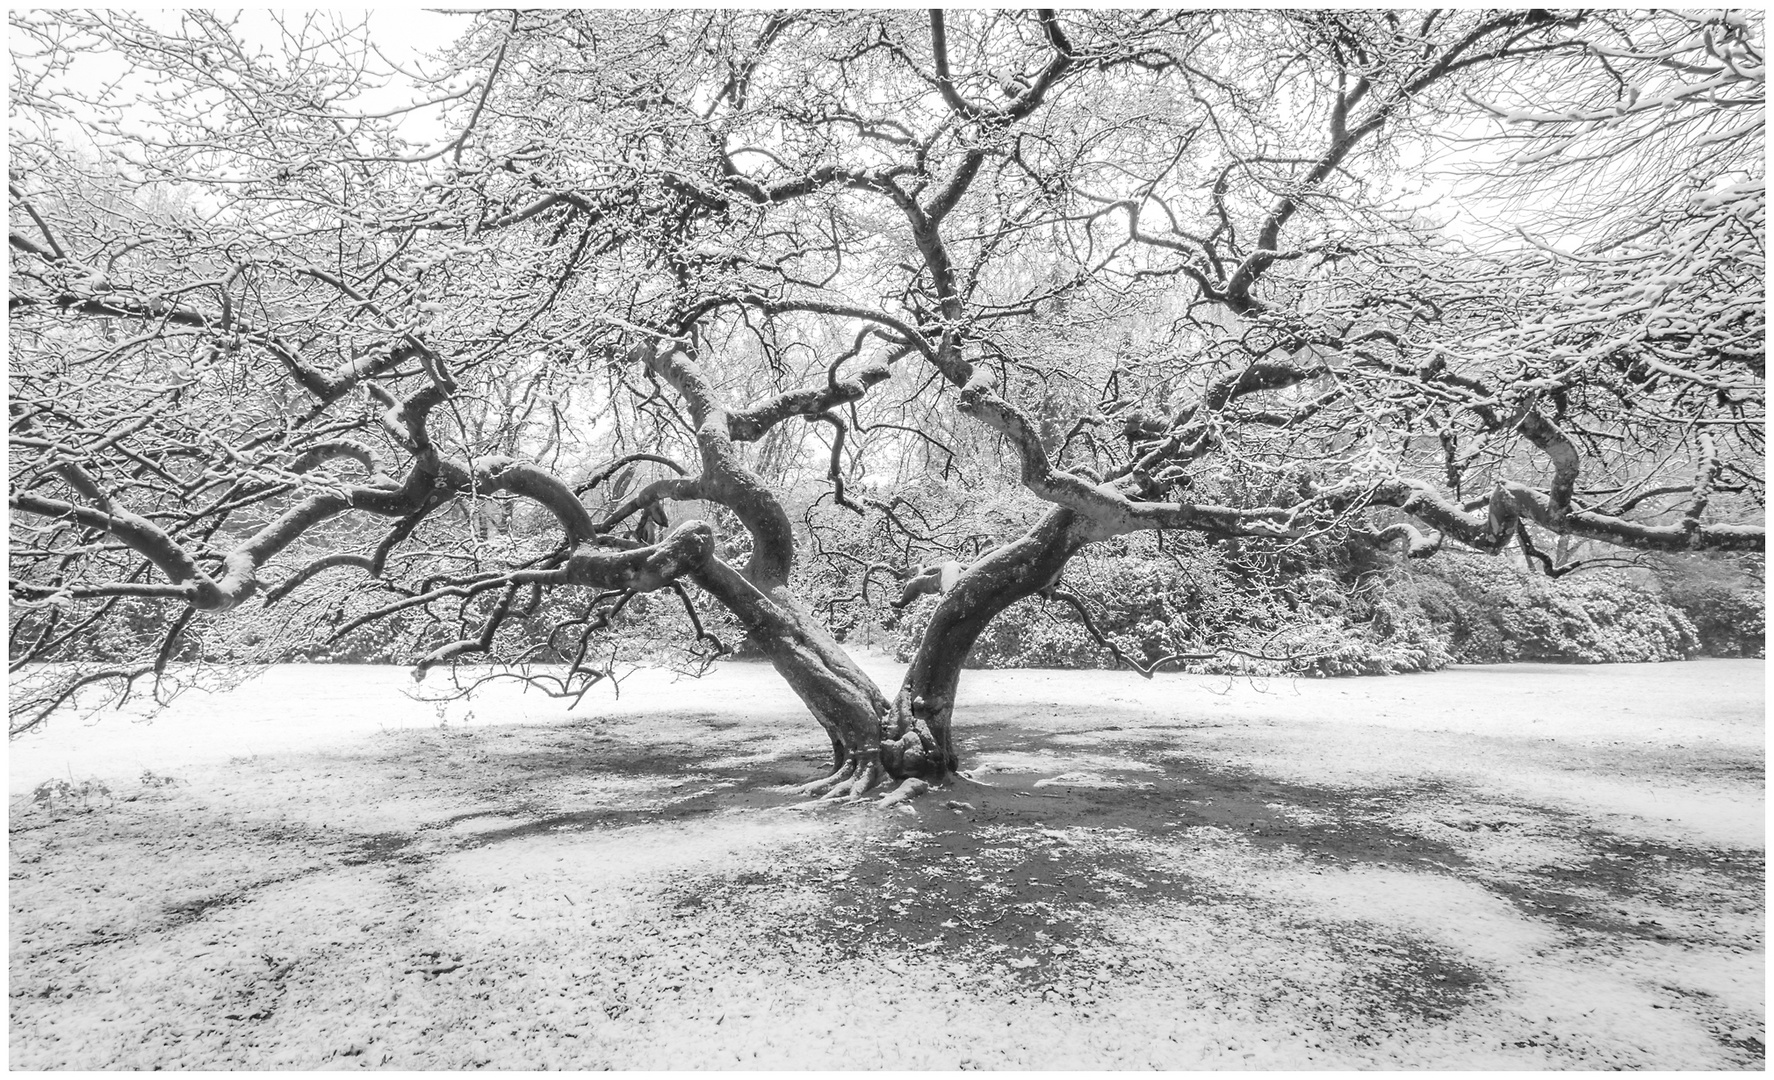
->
[9,658,1764,1068]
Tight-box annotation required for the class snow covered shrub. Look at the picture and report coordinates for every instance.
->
[892,531,1454,675]
[9,597,180,664]
[1292,599,1456,677]
[1524,578,1699,663]
[1390,553,1701,664]
[1651,554,1766,658]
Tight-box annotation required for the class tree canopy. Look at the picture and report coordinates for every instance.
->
[8,10,1764,795]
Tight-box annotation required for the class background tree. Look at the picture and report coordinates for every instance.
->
[9,10,1763,799]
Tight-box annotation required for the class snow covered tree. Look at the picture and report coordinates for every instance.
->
[9,11,1763,797]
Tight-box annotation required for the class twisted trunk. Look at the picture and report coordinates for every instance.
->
[632,348,1096,795]
[636,341,903,793]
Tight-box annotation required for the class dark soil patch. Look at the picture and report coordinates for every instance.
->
[1481,825,1764,946]
[1336,936,1490,1023]
[952,724,1764,948]
[657,761,1501,1021]
[341,831,420,865]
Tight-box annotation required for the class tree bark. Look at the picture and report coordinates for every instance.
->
[694,509,1089,795]
[691,558,898,793]
[882,508,1089,780]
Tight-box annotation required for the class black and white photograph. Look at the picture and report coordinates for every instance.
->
[8,7,1764,1069]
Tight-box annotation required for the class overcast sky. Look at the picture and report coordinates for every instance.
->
[363,7,471,60]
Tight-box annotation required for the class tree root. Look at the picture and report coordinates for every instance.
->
[877,777,928,808]
[792,756,885,801]
[822,761,883,800]
[795,758,857,798]
[787,763,950,809]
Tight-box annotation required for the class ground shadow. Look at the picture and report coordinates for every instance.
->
[44,704,1754,1058]
[205,713,1764,943]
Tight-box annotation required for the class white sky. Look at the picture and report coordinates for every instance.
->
[362,7,471,59]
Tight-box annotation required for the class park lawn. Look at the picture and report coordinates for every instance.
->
[8,657,1764,1069]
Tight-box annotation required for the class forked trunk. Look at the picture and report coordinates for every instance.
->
[695,510,1086,798]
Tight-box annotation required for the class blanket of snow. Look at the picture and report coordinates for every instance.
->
[9,658,1764,1069]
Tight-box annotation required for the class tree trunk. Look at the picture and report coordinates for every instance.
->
[694,508,1089,796]
[882,509,1088,780]
[691,559,897,794]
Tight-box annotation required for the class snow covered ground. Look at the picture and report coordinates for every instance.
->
[9,658,1764,1068]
